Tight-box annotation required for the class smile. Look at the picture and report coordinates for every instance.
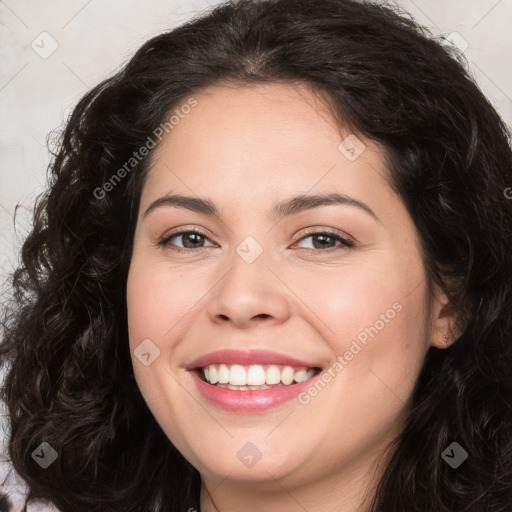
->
[199,363,319,389]
[186,349,324,412]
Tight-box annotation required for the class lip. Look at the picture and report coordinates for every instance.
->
[188,367,323,413]
[185,349,320,370]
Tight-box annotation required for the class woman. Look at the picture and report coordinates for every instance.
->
[1,0,511,510]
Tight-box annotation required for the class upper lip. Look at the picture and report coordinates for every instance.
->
[185,349,321,370]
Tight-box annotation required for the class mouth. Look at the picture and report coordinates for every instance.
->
[192,364,323,391]
[185,349,325,412]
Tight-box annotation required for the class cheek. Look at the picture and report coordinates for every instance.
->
[125,259,200,433]
[291,261,428,439]
[126,259,209,349]
[296,259,422,339]
[295,258,428,387]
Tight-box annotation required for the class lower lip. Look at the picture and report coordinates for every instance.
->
[188,369,322,412]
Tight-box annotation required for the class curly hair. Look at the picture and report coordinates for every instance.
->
[1,0,512,510]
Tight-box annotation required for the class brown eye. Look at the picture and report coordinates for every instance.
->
[158,229,215,251]
[294,231,354,251]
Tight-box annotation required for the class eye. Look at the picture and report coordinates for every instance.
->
[293,230,354,251]
[157,228,354,253]
[158,229,216,252]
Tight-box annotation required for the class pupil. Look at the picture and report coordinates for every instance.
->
[314,234,333,249]
[184,233,203,248]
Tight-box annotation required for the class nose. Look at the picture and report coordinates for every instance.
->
[206,246,291,329]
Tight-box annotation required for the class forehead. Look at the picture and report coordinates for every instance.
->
[143,82,390,205]
[166,82,345,153]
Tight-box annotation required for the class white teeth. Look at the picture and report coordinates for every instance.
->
[218,364,230,384]
[247,365,266,386]
[294,369,308,382]
[229,364,246,385]
[201,364,317,387]
[209,365,218,384]
[266,365,281,385]
[281,366,295,385]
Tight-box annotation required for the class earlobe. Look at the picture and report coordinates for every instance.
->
[431,322,459,349]
[429,288,459,349]
[440,333,455,348]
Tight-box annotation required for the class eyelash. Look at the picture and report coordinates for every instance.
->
[157,228,355,253]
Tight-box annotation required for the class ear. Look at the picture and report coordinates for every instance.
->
[429,284,459,349]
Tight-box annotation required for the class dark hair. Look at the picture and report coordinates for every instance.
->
[1,0,511,510]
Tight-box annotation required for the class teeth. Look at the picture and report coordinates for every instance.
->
[247,365,266,385]
[281,366,295,385]
[200,364,317,387]
[218,364,230,384]
[266,365,281,385]
[230,364,246,385]
[294,369,308,382]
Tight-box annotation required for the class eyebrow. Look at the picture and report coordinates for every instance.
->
[143,192,379,222]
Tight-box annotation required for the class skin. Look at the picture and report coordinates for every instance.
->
[126,82,457,512]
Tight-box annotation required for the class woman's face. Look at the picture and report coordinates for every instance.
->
[127,83,450,505]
